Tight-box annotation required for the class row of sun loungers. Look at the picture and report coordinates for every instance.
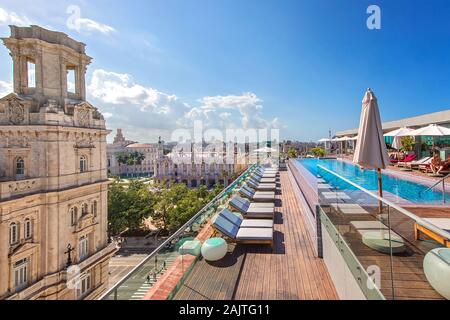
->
[211,166,279,246]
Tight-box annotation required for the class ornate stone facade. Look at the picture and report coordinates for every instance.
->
[0,25,115,300]
[106,129,161,177]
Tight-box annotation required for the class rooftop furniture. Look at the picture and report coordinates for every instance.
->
[423,248,450,299]
[391,153,416,165]
[218,208,273,228]
[406,157,432,170]
[239,185,275,202]
[229,196,274,219]
[415,218,450,248]
[250,173,277,184]
[247,179,276,191]
[254,171,277,178]
[201,237,228,261]
[211,214,273,245]
[398,156,430,168]
[179,239,202,257]
[350,220,406,254]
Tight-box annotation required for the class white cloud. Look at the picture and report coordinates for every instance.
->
[66,5,115,35]
[0,81,13,96]
[75,17,115,34]
[88,69,185,114]
[87,69,281,142]
[0,7,32,26]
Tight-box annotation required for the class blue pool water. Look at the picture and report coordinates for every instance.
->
[297,158,448,205]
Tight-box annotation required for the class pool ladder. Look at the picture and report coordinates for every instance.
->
[420,173,450,204]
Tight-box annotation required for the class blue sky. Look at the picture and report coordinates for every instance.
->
[1,0,450,142]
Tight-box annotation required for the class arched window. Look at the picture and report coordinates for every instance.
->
[79,155,87,172]
[10,222,18,245]
[91,201,97,216]
[15,158,25,176]
[81,203,88,215]
[70,207,78,226]
[24,218,32,239]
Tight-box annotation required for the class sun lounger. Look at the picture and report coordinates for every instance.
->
[240,186,275,202]
[395,154,417,167]
[250,173,277,184]
[229,197,274,218]
[398,156,430,168]
[415,218,450,248]
[254,171,277,178]
[247,179,277,191]
[212,214,273,245]
[406,157,431,170]
[218,208,273,228]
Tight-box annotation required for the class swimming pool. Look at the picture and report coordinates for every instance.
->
[297,158,449,205]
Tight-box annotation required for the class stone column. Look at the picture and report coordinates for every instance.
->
[0,223,8,296]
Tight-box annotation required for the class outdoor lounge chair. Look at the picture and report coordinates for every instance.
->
[239,185,275,202]
[405,157,432,170]
[250,173,277,184]
[218,208,273,228]
[415,218,450,247]
[398,156,430,168]
[228,196,274,219]
[254,170,277,178]
[256,167,278,174]
[247,179,277,191]
[211,214,273,245]
[393,153,416,166]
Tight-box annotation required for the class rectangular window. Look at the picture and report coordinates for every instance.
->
[79,235,88,261]
[67,68,76,93]
[14,258,28,290]
[27,60,36,88]
[76,272,91,299]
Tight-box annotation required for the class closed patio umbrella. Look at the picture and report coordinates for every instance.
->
[353,88,405,254]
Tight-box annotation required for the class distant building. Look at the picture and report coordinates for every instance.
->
[0,25,115,300]
[107,129,162,177]
[154,144,248,187]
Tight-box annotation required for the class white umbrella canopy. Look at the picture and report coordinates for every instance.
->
[384,127,414,137]
[391,136,402,150]
[353,89,390,170]
[407,124,450,136]
[318,138,330,142]
[253,146,277,153]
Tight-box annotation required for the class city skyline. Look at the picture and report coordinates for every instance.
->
[0,0,450,144]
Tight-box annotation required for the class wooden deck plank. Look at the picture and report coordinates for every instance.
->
[172,171,338,300]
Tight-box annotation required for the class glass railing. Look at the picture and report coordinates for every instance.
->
[100,164,256,300]
[317,164,450,300]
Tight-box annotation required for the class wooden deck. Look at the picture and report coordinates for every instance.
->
[173,171,338,300]
[325,203,446,300]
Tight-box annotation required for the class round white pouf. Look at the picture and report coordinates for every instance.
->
[423,248,450,299]
[201,237,228,261]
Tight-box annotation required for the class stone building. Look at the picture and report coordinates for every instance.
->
[154,144,248,187]
[106,129,161,177]
[0,25,115,300]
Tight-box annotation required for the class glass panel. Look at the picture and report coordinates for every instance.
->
[317,164,450,300]
[103,164,256,300]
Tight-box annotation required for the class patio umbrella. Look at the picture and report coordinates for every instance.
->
[353,88,390,178]
[405,124,450,153]
[384,127,414,150]
[353,89,405,253]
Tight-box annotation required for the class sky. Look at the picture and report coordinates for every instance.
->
[0,0,450,143]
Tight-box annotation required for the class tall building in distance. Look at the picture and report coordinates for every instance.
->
[0,25,116,300]
[107,129,161,177]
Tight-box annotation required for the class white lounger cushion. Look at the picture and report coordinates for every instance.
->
[240,219,274,228]
[331,204,369,215]
[236,227,273,241]
[422,218,450,232]
[247,205,274,214]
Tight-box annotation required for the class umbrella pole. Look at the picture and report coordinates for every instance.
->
[377,168,383,214]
